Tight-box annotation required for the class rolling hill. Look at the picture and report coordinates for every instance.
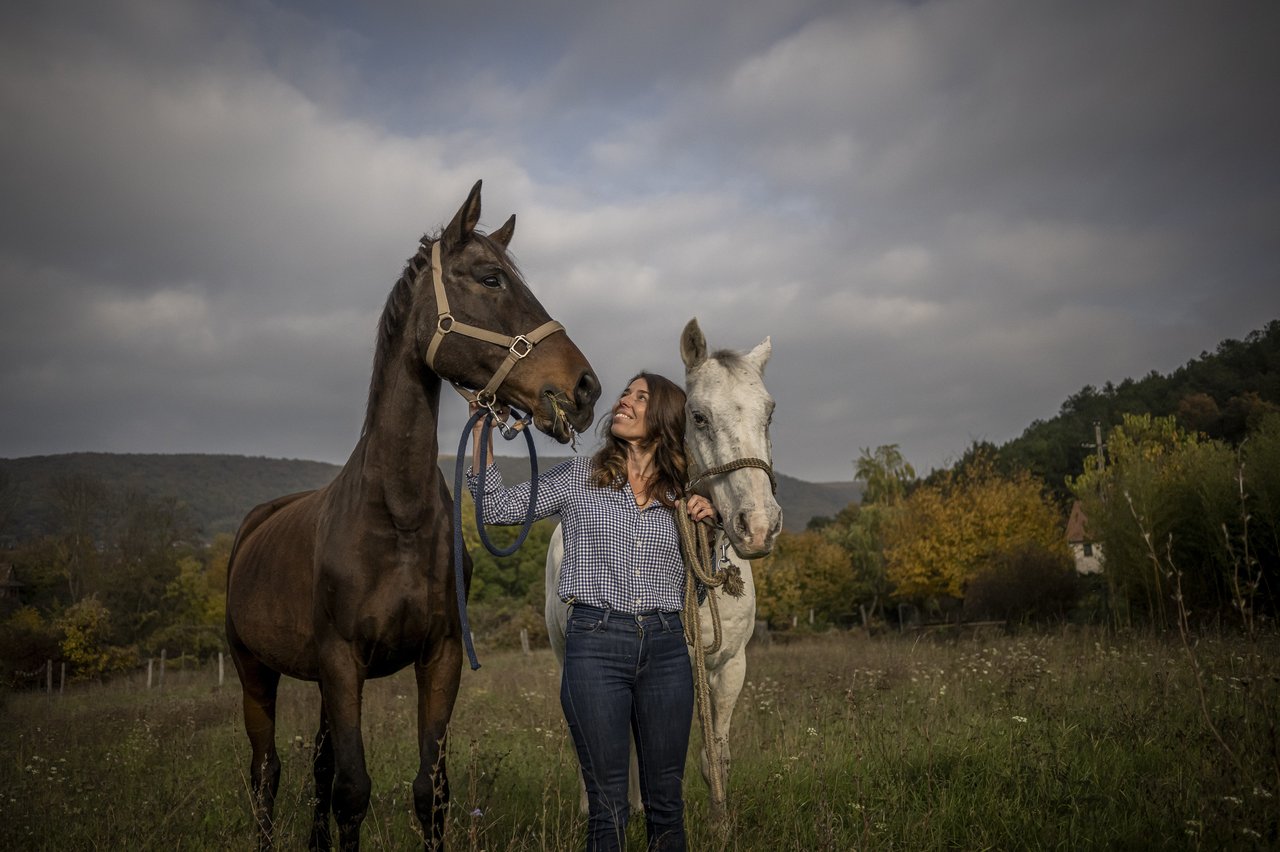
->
[0,452,860,545]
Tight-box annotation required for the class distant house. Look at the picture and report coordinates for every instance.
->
[1066,502,1103,574]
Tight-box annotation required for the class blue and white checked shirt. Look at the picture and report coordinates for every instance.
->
[466,455,686,614]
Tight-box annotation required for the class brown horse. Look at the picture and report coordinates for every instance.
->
[225,181,600,851]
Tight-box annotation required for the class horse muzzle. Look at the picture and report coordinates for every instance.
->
[725,504,783,559]
[534,369,600,443]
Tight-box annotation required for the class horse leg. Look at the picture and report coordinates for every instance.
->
[318,656,371,852]
[627,738,644,815]
[309,699,334,852]
[237,658,283,850]
[703,651,747,815]
[412,642,463,851]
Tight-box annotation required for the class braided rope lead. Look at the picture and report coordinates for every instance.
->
[677,508,745,809]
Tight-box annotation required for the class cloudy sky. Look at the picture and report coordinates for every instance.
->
[2,0,1277,483]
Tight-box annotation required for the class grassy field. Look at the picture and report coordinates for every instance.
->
[2,627,1277,850]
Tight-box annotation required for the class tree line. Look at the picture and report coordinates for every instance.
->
[5,321,1279,684]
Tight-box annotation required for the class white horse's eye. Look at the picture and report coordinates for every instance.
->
[692,411,709,429]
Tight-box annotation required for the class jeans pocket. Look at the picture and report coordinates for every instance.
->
[566,615,604,635]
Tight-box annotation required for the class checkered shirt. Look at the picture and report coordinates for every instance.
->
[466,455,685,614]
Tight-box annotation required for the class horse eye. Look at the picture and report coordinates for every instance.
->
[692,411,709,429]
[480,275,502,289]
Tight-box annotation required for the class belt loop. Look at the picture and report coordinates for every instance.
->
[658,610,671,632]
[601,604,612,629]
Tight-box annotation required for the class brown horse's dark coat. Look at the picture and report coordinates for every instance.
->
[225,181,599,851]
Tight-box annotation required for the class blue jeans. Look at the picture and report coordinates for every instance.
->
[561,604,693,852]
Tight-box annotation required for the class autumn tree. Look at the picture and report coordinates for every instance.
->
[1069,413,1246,628]
[755,530,856,627]
[884,454,1066,602]
[854,444,916,506]
[50,473,109,603]
[816,502,894,625]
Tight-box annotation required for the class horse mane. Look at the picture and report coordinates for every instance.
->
[710,348,747,370]
[361,236,434,436]
[360,231,528,437]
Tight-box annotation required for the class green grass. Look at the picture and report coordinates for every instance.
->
[2,628,1277,850]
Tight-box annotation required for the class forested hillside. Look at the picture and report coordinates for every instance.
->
[994,319,1280,499]
[0,452,858,545]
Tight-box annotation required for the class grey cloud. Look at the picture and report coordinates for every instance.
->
[2,0,1278,484]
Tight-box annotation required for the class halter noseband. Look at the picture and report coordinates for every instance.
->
[685,457,777,496]
[423,240,565,428]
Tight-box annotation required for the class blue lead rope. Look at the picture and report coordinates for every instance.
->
[452,409,540,670]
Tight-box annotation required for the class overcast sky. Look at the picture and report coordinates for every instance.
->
[2,1,1277,483]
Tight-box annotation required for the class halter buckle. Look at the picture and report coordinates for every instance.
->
[437,314,455,334]
[508,335,533,359]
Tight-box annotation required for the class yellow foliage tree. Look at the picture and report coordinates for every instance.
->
[884,456,1066,600]
[755,530,856,626]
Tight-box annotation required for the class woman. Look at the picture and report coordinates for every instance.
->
[468,372,715,852]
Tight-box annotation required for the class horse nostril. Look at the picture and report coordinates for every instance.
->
[576,371,601,408]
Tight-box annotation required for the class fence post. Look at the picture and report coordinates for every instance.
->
[218,652,225,687]
[809,608,815,625]
[46,659,52,694]
[520,628,530,655]
[59,662,66,696]
[159,649,167,693]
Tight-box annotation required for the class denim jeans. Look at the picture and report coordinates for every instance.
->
[561,604,693,852]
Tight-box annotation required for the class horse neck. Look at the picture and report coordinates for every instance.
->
[342,346,445,526]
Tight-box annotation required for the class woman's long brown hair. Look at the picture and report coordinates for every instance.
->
[591,372,688,509]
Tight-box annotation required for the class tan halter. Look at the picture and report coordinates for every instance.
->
[423,240,565,422]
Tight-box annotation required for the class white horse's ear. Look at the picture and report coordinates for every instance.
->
[490,213,516,248]
[745,337,771,373]
[681,318,707,369]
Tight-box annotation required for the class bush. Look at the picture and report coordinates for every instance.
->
[963,543,1080,624]
[466,597,549,651]
[0,606,61,687]
[55,597,136,680]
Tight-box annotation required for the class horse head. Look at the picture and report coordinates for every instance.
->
[681,317,783,559]
[418,180,600,442]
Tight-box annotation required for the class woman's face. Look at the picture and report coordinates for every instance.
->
[610,377,650,443]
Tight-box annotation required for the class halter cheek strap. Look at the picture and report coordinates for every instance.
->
[423,240,565,420]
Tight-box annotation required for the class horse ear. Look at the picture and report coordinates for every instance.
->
[680,318,707,370]
[745,337,772,373]
[490,214,516,248]
[443,180,484,246]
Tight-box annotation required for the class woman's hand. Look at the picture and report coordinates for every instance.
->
[685,494,718,524]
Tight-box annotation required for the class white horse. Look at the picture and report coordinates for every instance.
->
[545,317,783,814]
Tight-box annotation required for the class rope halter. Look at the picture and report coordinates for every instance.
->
[685,456,778,496]
[422,240,565,433]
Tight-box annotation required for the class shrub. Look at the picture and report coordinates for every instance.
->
[963,543,1080,624]
[0,606,61,687]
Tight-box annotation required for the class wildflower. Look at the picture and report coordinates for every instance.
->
[1012,716,1028,723]
[1222,795,1242,805]
[470,808,483,817]
[807,727,818,737]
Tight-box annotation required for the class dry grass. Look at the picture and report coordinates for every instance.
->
[2,627,1277,850]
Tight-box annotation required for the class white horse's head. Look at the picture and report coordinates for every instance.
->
[680,318,783,559]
